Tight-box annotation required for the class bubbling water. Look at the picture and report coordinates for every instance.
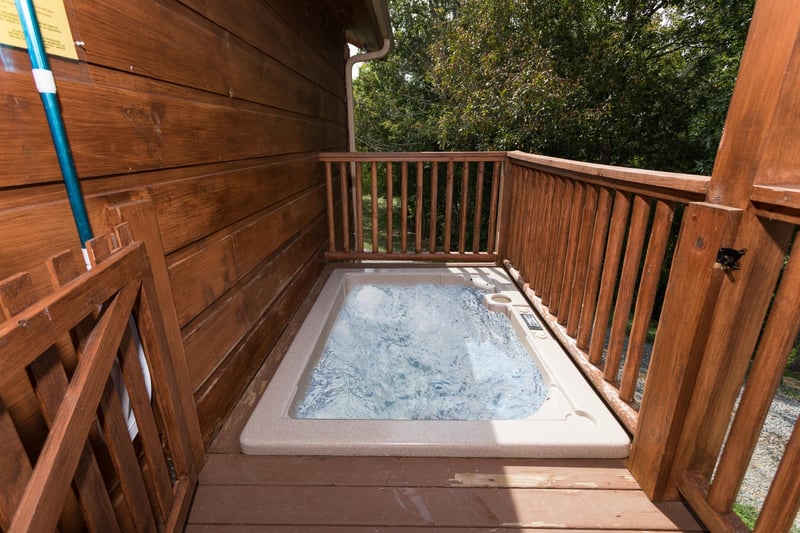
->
[293,283,547,420]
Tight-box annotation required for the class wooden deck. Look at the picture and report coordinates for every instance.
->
[185,268,704,531]
[187,454,702,531]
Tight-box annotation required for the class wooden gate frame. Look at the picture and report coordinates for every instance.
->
[0,221,202,532]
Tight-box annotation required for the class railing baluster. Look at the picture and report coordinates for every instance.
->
[487,161,500,253]
[430,162,438,253]
[619,200,674,401]
[505,166,522,262]
[708,236,800,513]
[325,162,335,253]
[386,162,393,253]
[528,170,547,292]
[355,163,364,253]
[523,169,539,281]
[401,162,408,253]
[444,162,454,253]
[537,173,560,301]
[755,412,800,532]
[473,162,485,253]
[556,182,586,324]
[567,184,599,336]
[371,161,379,253]
[589,191,632,365]
[459,162,469,254]
[416,161,424,254]
[544,177,571,310]
[577,187,613,350]
[604,195,651,383]
[339,162,350,253]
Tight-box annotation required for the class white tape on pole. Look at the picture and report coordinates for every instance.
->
[32,68,57,94]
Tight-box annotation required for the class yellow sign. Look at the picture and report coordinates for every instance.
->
[0,0,78,60]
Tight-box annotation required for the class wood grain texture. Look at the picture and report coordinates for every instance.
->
[2,72,344,187]
[576,186,612,350]
[0,0,348,455]
[707,0,800,199]
[177,0,344,96]
[630,202,742,499]
[182,215,327,391]
[619,200,674,402]
[707,229,800,512]
[566,184,598,337]
[604,195,650,384]
[667,215,794,493]
[556,181,586,323]
[193,219,326,441]
[588,191,631,365]
[200,455,638,489]
[188,479,700,530]
[507,151,708,199]
[105,202,205,471]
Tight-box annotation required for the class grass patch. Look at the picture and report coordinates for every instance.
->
[734,501,800,531]
[733,502,759,529]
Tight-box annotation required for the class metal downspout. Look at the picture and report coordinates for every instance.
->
[346,38,392,153]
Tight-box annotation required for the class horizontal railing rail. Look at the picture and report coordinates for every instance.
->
[319,152,505,262]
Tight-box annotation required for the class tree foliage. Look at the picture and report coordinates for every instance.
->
[354,0,754,173]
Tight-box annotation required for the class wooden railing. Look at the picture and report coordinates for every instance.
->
[319,152,505,262]
[320,149,800,529]
[0,224,202,532]
[502,152,800,529]
[673,192,800,532]
[501,151,709,431]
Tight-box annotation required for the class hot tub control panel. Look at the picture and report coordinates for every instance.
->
[520,313,543,330]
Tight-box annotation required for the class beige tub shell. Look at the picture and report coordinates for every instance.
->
[241,267,630,458]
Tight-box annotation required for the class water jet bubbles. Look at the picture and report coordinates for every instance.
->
[294,283,547,420]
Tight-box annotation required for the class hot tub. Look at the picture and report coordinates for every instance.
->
[240,266,630,458]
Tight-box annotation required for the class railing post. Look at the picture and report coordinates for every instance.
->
[105,200,205,470]
[629,201,741,500]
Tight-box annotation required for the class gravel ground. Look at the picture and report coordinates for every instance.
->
[734,386,800,529]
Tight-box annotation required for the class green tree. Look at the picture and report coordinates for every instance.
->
[355,0,754,174]
[353,0,459,152]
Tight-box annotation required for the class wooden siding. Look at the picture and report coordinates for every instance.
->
[0,0,348,448]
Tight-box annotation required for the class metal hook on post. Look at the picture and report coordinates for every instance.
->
[716,247,747,279]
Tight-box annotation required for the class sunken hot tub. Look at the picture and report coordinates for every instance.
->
[240,266,630,457]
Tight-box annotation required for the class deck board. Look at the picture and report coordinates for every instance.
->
[187,266,704,531]
[199,454,639,489]
[188,458,701,530]
[185,524,680,533]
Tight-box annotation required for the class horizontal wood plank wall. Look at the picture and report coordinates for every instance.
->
[0,0,348,447]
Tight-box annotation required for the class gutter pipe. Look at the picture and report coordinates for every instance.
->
[15,0,150,438]
[346,0,393,152]
[345,37,392,153]
[345,0,392,246]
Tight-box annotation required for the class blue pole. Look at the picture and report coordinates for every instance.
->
[15,0,93,245]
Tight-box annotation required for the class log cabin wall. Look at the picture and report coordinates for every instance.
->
[1,0,350,445]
